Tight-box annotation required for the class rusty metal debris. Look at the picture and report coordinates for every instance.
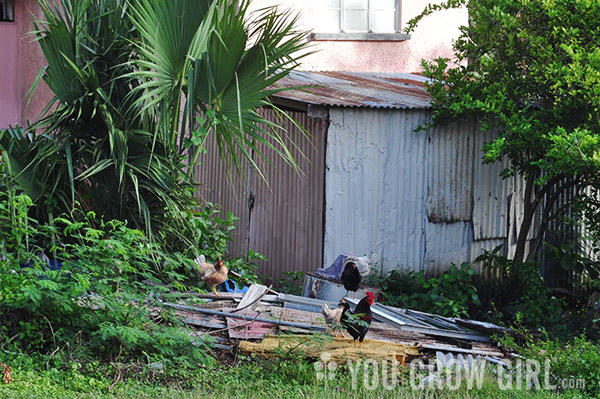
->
[166,303,327,332]
[168,283,512,363]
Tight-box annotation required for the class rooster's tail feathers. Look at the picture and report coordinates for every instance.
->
[321,303,333,320]
[194,255,206,268]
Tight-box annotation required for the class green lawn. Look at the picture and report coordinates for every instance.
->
[0,356,588,399]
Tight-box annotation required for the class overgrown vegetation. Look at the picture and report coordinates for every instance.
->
[1,188,205,373]
[368,263,481,318]
[0,354,576,399]
[278,271,305,296]
[0,0,309,246]
[497,324,600,397]
[368,257,572,333]
[0,158,266,379]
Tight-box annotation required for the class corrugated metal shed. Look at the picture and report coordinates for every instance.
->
[196,70,549,282]
[274,70,432,110]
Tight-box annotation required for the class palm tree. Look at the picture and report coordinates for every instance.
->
[0,0,309,246]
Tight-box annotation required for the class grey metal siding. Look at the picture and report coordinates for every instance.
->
[324,109,431,273]
[324,109,540,274]
[427,121,474,224]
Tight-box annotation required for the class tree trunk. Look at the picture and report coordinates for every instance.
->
[512,174,536,267]
[526,177,581,263]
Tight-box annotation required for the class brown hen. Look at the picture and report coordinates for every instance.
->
[194,255,228,295]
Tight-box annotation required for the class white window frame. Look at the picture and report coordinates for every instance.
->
[0,0,14,22]
[312,0,410,41]
[337,0,401,33]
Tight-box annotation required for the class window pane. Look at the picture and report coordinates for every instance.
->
[343,9,368,32]
[324,0,341,8]
[0,0,14,22]
[315,10,341,32]
[371,10,396,32]
[371,0,396,10]
[344,0,368,10]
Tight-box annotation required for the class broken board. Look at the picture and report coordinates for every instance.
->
[239,335,420,364]
[227,284,276,339]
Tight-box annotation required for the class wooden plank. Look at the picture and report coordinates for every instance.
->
[239,335,420,364]
[165,303,326,331]
[182,318,226,330]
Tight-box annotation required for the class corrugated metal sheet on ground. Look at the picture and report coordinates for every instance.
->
[273,70,432,110]
[268,298,504,356]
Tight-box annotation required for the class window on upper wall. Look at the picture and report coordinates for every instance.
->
[315,0,400,34]
[0,0,14,22]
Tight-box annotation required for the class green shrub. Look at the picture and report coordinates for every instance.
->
[156,203,263,289]
[476,247,566,332]
[498,329,600,396]
[0,193,215,374]
[278,271,305,294]
[369,263,481,318]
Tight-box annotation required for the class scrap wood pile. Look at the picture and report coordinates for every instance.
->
[166,284,514,367]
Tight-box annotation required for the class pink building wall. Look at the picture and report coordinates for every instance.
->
[0,0,51,129]
[0,22,20,128]
[250,0,466,73]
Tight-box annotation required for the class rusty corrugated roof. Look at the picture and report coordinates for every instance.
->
[273,70,433,109]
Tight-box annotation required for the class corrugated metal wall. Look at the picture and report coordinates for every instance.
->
[427,121,474,223]
[195,139,250,260]
[195,109,327,284]
[324,109,430,273]
[324,108,540,274]
[248,110,327,283]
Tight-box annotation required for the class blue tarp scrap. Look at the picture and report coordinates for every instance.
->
[314,253,372,282]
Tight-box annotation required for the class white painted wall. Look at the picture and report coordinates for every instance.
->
[248,0,467,73]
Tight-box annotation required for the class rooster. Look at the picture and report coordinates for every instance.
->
[194,255,228,295]
[321,300,351,337]
[341,261,361,298]
[342,292,375,348]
